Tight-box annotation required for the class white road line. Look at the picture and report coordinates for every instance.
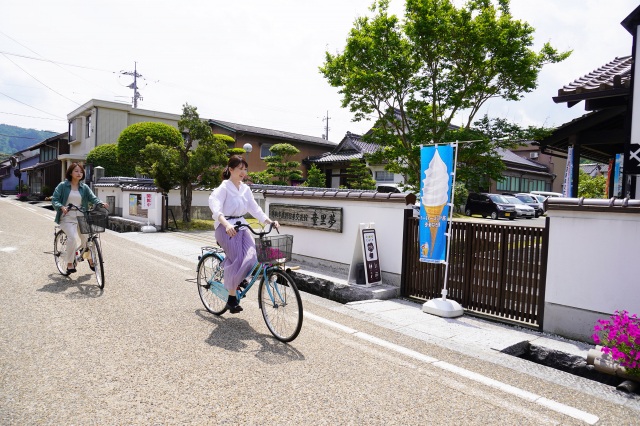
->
[305,311,599,425]
[125,246,191,271]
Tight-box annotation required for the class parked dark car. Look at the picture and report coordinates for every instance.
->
[465,193,516,220]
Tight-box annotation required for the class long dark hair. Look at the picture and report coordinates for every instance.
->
[222,155,248,180]
[65,162,85,181]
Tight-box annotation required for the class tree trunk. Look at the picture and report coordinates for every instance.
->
[180,182,192,223]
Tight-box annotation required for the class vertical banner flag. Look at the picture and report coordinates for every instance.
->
[142,192,154,209]
[562,146,573,197]
[420,145,454,263]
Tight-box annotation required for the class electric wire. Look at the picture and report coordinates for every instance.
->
[0,111,65,121]
[0,90,64,119]
[1,53,80,106]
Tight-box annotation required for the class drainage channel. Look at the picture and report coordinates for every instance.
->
[501,341,640,395]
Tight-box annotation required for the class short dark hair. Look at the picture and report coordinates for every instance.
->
[222,155,249,180]
[65,162,85,181]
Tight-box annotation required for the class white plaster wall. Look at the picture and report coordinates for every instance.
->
[545,209,640,315]
[264,196,408,275]
[95,187,162,225]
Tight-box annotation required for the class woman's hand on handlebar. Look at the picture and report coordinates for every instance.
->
[225,222,237,238]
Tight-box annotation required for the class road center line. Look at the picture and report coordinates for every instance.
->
[304,311,599,425]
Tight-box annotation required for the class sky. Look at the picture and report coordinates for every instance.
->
[0,0,638,145]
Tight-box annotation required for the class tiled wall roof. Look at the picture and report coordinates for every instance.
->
[555,56,631,100]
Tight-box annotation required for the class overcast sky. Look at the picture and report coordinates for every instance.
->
[0,0,638,144]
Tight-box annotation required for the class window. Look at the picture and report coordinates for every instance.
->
[375,171,394,182]
[69,120,76,142]
[85,115,92,138]
[260,144,274,159]
[128,194,148,218]
[40,146,57,162]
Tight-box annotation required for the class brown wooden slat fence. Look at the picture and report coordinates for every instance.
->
[401,210,549,329]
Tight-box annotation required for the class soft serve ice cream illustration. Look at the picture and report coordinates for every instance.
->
[422,149,449,256]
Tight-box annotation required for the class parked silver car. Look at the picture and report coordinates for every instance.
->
[514,193,544,217]
[504,195,536,219]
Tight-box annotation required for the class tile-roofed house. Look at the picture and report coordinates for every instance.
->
[305,132,403,189]
[208,119,337,183]
[553,56,632,110]
[540,54,633,196]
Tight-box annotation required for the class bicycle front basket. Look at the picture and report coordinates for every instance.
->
[255,234,293,264]
[86,209,108,233]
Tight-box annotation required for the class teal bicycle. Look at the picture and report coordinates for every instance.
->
[196,223,303,342]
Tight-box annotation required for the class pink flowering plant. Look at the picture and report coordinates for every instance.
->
[592,310,640,378]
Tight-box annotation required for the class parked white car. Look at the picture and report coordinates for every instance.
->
[504,195,536,219]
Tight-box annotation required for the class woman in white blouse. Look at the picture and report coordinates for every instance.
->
[208,156,279,313]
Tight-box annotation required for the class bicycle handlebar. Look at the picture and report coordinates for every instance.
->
[66,203,106,213]
[234,221,279,236]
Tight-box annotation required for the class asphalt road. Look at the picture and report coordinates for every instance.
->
[0,197,637,425]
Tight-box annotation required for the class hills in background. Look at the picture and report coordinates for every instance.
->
[0,124,58,160]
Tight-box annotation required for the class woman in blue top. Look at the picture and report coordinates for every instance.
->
[52,162,109,275]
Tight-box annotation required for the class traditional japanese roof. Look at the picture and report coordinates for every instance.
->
[553,56,632,109]
[94,176,160,192]
[208,119,337,148]
[306,132,379,164]
[25,132,68,150]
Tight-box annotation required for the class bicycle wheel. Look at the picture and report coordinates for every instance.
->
[88,238,105,289]
[54,230,69,275]
[258,269,303,342]
[197,253,228,315]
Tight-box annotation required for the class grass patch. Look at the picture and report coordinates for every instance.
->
[174,217,260,232]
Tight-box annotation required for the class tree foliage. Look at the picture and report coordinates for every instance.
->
[264,143,303,185]
[578,169,606,199]
[117,122,184,170]
[124,104,229,222]
[346,159,377,190]
[320,0,569,192]
[86,144,135,177]
[301,163,326,188]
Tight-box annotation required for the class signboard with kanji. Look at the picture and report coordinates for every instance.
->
[268,204,342,233]
[142,193,154,209]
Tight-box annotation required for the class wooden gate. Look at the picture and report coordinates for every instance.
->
[401,210,549,329]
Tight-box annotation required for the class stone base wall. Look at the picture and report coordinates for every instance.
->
[107,216,159,233]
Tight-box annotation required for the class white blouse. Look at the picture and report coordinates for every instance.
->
[208,180,269,229]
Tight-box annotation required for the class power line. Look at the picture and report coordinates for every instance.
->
[0,90,64,119]
[0,49,114,73]
[0,111,66,121]
[1,53,80,105]
[0,133,38,139]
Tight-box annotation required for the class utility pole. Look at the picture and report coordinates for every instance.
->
[121,62,143,108]
[322,110,331,140]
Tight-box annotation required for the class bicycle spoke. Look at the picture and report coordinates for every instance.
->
[259,270,302,342]
[197,253,227,315]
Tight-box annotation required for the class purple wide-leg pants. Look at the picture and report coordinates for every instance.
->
[215,225,258,292]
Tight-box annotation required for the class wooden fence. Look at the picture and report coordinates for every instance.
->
[401,211,549,329]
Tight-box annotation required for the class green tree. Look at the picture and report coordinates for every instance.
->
[301,163,326,187]
[87,143,135,177]
[346,159,377,190]
[247,170,273,185]
[117,122,184,171]
[578,169,606,199]
[121,104,229,222]
[320,0,569,192]
[264,143,303,185]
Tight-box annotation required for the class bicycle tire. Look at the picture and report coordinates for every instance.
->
[197,253,228,315]
[54,230,69,275]
[258,269,303,342]
[89,238,105,289]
